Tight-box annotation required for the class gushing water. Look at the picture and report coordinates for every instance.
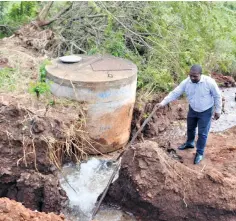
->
[59,88,236,221]
[59,158,136,221]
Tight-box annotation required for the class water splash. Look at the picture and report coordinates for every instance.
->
[59,158,136,221]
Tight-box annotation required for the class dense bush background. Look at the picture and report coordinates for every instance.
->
[1,1,236,93]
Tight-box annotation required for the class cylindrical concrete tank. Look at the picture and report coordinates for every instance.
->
[45,55,137,153]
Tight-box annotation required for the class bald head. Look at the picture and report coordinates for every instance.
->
[189,65,202,83]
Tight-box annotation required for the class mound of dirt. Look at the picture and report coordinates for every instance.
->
[131,99,188,140]
[0,197,68,221]
[105,140,236,221]
[14,23,57,55]
[0,102,68,213]
[211,72,235,87]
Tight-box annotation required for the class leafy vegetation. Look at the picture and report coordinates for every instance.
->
[0,2,39,37]
[29,60,52,98]
[1,1,236,93]
[8,2,37,22]
[54,1,236,92]
[29,81,51,98]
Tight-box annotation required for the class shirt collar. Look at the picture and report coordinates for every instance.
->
[188,75,204,84]
[199,75,204,83]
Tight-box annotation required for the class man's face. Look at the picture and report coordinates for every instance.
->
[189,70,201,83]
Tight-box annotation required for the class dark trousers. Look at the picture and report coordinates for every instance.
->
[186,106,213,155]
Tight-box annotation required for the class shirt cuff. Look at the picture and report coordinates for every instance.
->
[160,100,168,106]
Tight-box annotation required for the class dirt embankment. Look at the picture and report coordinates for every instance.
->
[211,72,235,87]
[105,89,236,221]
[105,139,236,221]
[0,102,68,213]
[131,98,188,139]
[0,198,68,221]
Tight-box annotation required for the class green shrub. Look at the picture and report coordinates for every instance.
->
[39,60,51,82]
[29,60,52,98]
[8,2,37,22]
[29,81,51,98]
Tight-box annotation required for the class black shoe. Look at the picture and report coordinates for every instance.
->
[194,153,203,164]
[178,143,194,150]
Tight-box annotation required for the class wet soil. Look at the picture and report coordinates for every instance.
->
[105,140,236,221]
[176,126,236,176]
[131,98,188,141]
[105,86,236,221]
[0,102,68,213]
[2,34,236,220]
[0,197,68,221]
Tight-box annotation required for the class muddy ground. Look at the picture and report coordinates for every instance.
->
[105,138,236,221]
[1,32,236,221]
[104,92,236,221]
[0,102,68,213]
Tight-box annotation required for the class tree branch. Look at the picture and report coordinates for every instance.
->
[37,2,54,21]
[38,2,73,27]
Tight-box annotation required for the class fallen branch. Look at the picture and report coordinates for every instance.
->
[37,2,73,27]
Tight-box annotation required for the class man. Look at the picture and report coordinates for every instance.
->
[156,65,222,164]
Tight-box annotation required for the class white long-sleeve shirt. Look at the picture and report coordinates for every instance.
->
[160,75,222,113]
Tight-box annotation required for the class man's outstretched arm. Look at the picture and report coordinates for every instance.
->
[156,79,187,108]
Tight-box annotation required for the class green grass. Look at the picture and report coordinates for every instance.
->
[0,68,17,91]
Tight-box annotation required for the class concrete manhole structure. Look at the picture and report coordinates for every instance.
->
[46,55,137,153]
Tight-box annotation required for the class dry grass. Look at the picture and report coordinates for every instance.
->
[0,45,42,93]
[41,117,105,169]
[11,102,104,170]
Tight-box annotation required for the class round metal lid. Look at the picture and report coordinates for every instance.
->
[46,55,137,84]
[59,55,82,63]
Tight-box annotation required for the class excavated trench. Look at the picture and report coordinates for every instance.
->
[0,103,67,213]
[1,21,236,220]
[0,85,236,221]
[104,87,236,221]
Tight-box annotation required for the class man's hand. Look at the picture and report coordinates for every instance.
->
[155,103,165,110]
[213,112,221,120]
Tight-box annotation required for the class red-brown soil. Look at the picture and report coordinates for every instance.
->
[2,31,236,220]
[175,126,236,176]
[105,97,236,221]
[131,98,188,141]
[0,198,68,221]
[0,102,68,213]
[211,72,235,87]
[105,138,236,221]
